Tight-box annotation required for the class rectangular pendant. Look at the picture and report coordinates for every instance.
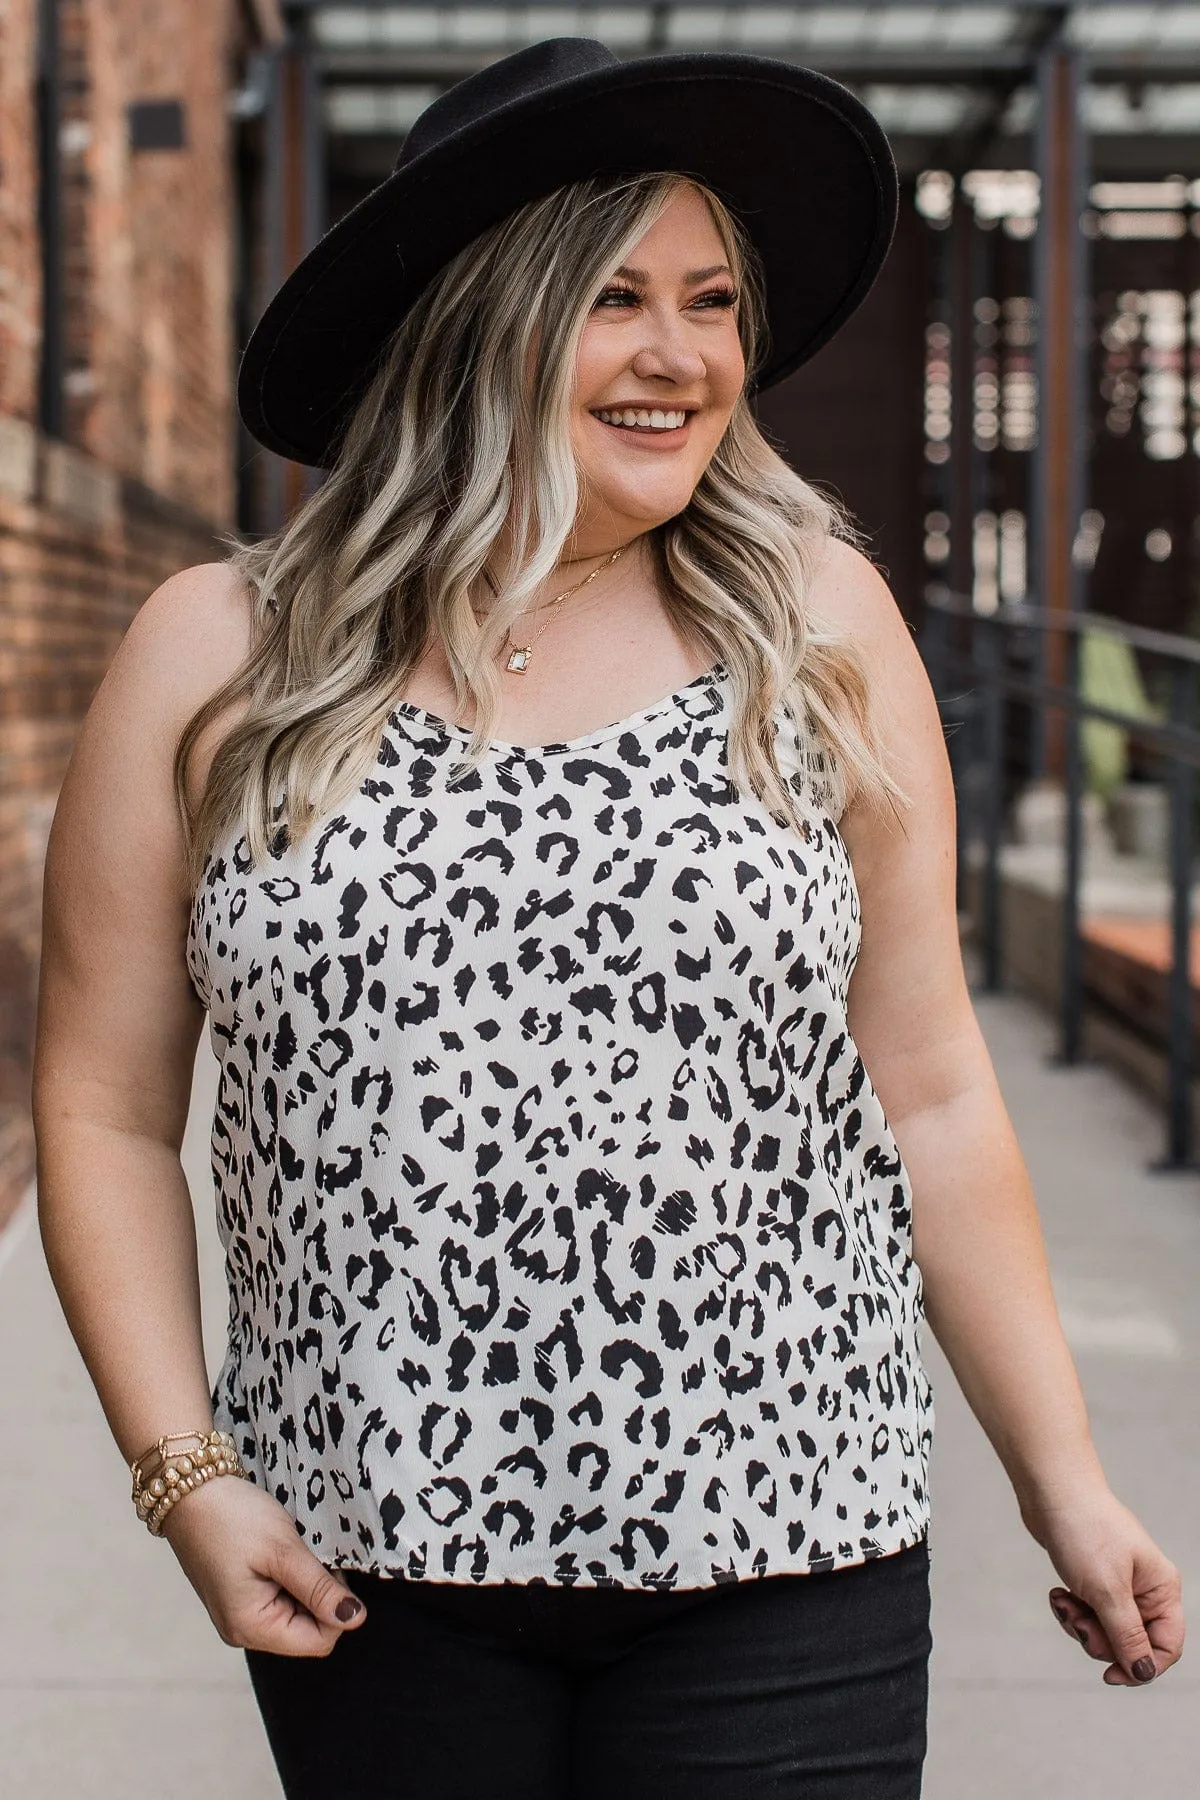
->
[506,646,532,673]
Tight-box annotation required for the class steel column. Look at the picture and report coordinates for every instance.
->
[36,0,64,439]
[1160,664,1196,1170]
[261,47,287,531]
[260,21,326,528]
[1057,621,1085,1063]
[948,189,976,608]
[980,617,1004,992]
[1031,26,1088,781]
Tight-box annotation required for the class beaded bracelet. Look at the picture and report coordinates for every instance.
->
[130,1429,249,1536]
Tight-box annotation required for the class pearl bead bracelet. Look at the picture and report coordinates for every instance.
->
[130,1429,249,1536]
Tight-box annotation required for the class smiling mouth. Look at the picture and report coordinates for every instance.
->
[593,407,692,433]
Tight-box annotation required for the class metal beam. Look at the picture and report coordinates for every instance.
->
[1030,19,1088,781]
[283,0,1183,10]
[312,47,1042,77]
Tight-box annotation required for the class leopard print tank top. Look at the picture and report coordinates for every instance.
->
[187,660,934,1589]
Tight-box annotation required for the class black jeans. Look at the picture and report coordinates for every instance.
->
[246,1538,931,1799]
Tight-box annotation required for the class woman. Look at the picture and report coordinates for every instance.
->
[33,36,1182,1800]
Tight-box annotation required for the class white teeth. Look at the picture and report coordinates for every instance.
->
[596,408,688,431]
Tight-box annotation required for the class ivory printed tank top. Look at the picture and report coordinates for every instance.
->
[187,661,934,1588]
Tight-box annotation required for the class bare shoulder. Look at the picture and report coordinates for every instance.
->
[807,538,949,845]
[807,537,918,664]
[49,560,256,884]
[808,536,933,714]
[76,558,258,816]
[108,559,255,728]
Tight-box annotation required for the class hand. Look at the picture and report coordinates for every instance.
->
[1020,1483,1184,1687]
[159,1470,369,1658]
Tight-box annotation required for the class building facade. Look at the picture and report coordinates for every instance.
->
[0,0,282,1228]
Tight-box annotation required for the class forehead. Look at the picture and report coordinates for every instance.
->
[626,184,731,268]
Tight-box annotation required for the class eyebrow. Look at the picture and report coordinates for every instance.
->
[612,263,734,285]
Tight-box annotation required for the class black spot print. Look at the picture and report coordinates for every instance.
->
[187,664,933,1587]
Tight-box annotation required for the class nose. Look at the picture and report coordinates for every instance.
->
[630,306,707,387]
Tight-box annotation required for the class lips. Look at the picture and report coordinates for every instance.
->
[593,407,691,432]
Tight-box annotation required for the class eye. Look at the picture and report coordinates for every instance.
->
[690,286,739,311]
[594,284,641,310]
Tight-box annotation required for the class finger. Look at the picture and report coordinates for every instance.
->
[1049,1566,1185,1687]
[1048,1590,1112,1662]
[1049,1591,1150,1687]
[1048,1588,1079,1636]
[262,1534,368,1635]
[304,1564,369,1631]
[1102,1662,1141,1688]
[1091,1589,1159,1685]
[246,1584,347,1658]
[1048,1592,1080,1642]
[1135,1574,1187,1670]
[209,1572,343,1658]
[1101,1618,1182,1690]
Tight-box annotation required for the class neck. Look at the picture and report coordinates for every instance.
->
[482,529,645,596]
[557,543,625,570]
[554,528,643,571]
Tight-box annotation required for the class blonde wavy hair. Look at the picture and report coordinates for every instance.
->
[177,170,903,889]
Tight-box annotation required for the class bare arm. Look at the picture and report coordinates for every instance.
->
[33,562,365,1656]
[816,539,1183,1687]
[34,568,220,1459]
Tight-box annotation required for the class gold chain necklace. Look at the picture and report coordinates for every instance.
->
[502,544,628,675]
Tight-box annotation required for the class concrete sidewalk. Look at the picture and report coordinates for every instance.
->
[922,994,1198,1796]
[0,990,1195,1796]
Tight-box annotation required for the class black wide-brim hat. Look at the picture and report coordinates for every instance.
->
[238,37,897,468]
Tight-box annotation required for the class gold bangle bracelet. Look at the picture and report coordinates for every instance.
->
[131,1429,216,1483]
[130,1429,248,1536]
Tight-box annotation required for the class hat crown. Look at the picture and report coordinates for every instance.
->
[395,37,619,170]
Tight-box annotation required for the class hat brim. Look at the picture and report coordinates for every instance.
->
[238,53,898,467]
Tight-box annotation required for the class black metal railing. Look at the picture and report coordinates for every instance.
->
[921,591,1200,1172]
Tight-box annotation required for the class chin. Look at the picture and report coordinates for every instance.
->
[593,481,700,530]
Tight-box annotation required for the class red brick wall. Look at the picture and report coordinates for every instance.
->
[1,0,257,1228]
[0,1,41,423]
[0,461,221,1225]
[63,0,239,517]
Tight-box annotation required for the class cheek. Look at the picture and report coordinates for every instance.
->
[715,333,747,407]
[698,344,745,453]
[573,322,622,407]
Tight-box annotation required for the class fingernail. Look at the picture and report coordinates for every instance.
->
[1132,1656,1156,1683]
[1051,1603,1068,1624]
[1075,1627,1089,1646]
[336,1596,363,1622]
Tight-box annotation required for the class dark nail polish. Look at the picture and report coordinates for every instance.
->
[1051,1604,1068,1624]
[336,1596,363,1622]
[1075,1627,1089,1646]
[1132,1656,1155,1683]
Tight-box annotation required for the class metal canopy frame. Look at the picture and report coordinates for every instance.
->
[282,3,1200,81]
[280,4,1200,185]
